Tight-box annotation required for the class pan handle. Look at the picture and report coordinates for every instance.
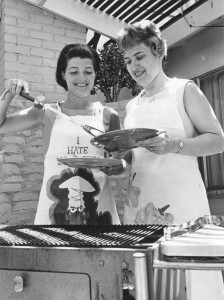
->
[82,124,104,137]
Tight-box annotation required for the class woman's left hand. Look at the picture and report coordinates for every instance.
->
[136,131,174,155]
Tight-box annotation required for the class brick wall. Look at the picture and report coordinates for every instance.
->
[0,0,85,225]
[0,0,130,225]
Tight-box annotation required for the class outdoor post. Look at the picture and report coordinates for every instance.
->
[133,252,149,300]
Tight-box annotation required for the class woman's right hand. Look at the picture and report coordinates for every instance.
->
[6,79,46,109]
[6,79,29,96]
[100,159,127,176]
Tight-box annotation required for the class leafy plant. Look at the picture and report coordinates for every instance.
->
[92,42,140,102]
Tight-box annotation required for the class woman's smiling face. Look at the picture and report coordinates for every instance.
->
[63,57,96,98]
[123,43,161,88]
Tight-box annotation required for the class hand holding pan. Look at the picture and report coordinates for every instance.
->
[90,128,165,152]
[19,90,104,137]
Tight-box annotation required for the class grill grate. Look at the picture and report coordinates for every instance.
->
[0,224,165,248]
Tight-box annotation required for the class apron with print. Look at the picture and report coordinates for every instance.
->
[35,102,120,225]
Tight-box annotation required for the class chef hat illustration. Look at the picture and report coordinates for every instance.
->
[59,176,95,192]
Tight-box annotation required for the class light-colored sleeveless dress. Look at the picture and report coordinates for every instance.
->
[124,78,209,225]
[35,101,120,225]
[124,78,224,300]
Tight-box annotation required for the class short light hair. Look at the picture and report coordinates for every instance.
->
[116,20,167,59]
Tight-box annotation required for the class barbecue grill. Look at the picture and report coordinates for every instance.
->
[0,224,165,300]
[153,215,224,300]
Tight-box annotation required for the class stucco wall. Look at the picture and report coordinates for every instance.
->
[165,23,224,79]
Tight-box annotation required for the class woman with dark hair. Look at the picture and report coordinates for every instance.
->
[0,43,121,225]
[56,43,101,90]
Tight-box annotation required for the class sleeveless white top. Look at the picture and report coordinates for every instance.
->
[35,101,120,225]
[123,78,210,225]
[124,78,224,299]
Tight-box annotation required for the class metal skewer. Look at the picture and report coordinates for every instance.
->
[20,90,104,137]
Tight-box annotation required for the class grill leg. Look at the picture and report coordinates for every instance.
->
[153,268,187,300]
[153,267,158,300]
[153,262,224,300]
[169,269,174,300]
[133,253,149,300]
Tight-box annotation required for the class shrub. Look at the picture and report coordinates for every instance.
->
[92,42,140,102]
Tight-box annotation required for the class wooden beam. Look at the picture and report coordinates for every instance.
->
[163,0,224,47]
[23,0,46,5]
[23,0,126,39]
[23,0,224,46]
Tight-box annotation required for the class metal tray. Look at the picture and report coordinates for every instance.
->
[57,157,122,169]
[91,128,164,151]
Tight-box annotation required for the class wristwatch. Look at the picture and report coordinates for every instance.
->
[176,139,184,153]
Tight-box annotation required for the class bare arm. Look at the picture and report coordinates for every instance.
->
[137,82,224,156]
[0,106,44,134]
[103,106,121,132]
[122,150,132,165]
[180,82,224,155]
[0,79,44,134]
[100,107,126,175]
[107,104,133,165]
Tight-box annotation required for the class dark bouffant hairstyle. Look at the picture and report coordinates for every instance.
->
[56,43,101,91]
